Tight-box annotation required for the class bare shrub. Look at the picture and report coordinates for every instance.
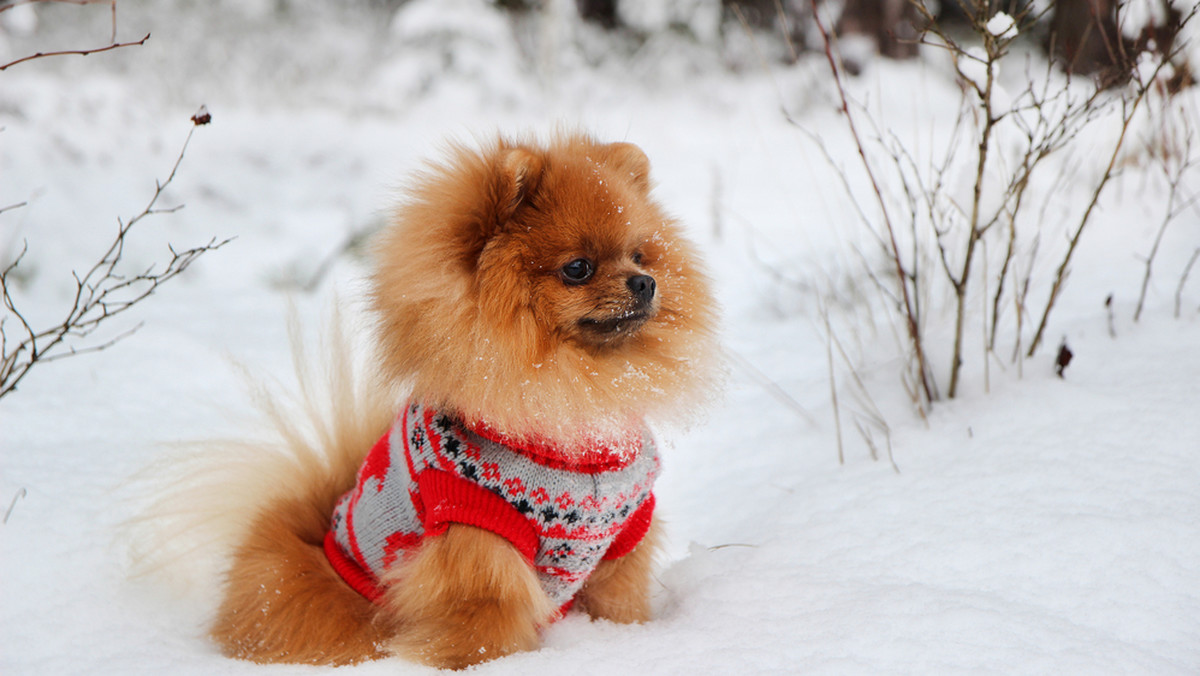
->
[0,2,227,401]
[1,114,229,400]
[804,0,1198,412]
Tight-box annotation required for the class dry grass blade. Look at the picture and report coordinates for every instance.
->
[807,0,934,409]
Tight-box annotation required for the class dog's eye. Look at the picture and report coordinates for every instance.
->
[560,258,595,284]
[632,252,644,266]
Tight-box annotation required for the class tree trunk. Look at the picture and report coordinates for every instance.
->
[1049,0,1125,79]
[836,0,921,60]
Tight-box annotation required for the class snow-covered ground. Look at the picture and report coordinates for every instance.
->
[2,2,1199,674]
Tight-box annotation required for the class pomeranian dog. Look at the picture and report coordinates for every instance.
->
[167,133,718,669]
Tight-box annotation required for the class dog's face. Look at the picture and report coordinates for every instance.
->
[372,135,718,443]
[485,143,670,352]
[528,240,659,349]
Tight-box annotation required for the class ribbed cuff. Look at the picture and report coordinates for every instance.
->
[324,531,385,603]
[603,493,655,560]
[417,469,541,562]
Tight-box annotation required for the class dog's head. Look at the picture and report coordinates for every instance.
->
[372,133,719,447]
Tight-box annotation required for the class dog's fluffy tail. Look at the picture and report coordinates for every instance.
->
[127,305,399,663]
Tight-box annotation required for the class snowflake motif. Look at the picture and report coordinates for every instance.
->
[544,543,575,563]
[504,476,526,496]
[481,462,502,481]
[409,425,426,452]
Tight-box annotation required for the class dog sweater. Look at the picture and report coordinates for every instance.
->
[324,401,659,609]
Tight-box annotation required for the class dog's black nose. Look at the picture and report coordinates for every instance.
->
[627,274,656,306]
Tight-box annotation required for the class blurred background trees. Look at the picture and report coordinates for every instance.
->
[3,0,1190,100]
[407,0,1191,83]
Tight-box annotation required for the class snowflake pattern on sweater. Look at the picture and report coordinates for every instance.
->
[325,401,660,609]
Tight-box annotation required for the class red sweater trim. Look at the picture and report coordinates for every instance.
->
[324,531,385,603]
[604,493,656,560]
[416,469,540,562]
[468,420,640,473]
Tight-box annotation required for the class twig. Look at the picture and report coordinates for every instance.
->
[710,164,723,241]
[821,304,844,465]
[1135,187,1182,322]
[0,32,148,72]
[3,487,26,524]
[1176,248,1200,318]
[1105,294,1116,337]
[0,201,27,216]
[773,0,799,63]
[1135,115,1196,322]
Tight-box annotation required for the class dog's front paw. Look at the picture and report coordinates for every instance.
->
[381,525,555,669]
[575,560,653,624]
[576,518,660,624]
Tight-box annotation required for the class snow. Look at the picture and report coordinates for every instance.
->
[3,2,1200,675]
[617,0,722,43]
[957,44,992,91]
[1120,0,1172,40]
[986,12,1018,41]
[0,4,38,36]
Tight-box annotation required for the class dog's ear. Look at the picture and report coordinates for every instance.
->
[496,147,543,224]
[601,142,651,194]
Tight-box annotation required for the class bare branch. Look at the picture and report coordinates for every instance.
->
[0,113,228,400]
[1030,91,1158,351]
[1027,3,1200,354]
[1135,129,1197,322]
[0,32,148,72]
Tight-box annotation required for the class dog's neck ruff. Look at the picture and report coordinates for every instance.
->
[325,401,660,610]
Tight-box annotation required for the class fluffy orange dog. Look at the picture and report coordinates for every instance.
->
[198,133,718,669]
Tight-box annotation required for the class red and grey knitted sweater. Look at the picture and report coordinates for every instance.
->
[324,401,660,609]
